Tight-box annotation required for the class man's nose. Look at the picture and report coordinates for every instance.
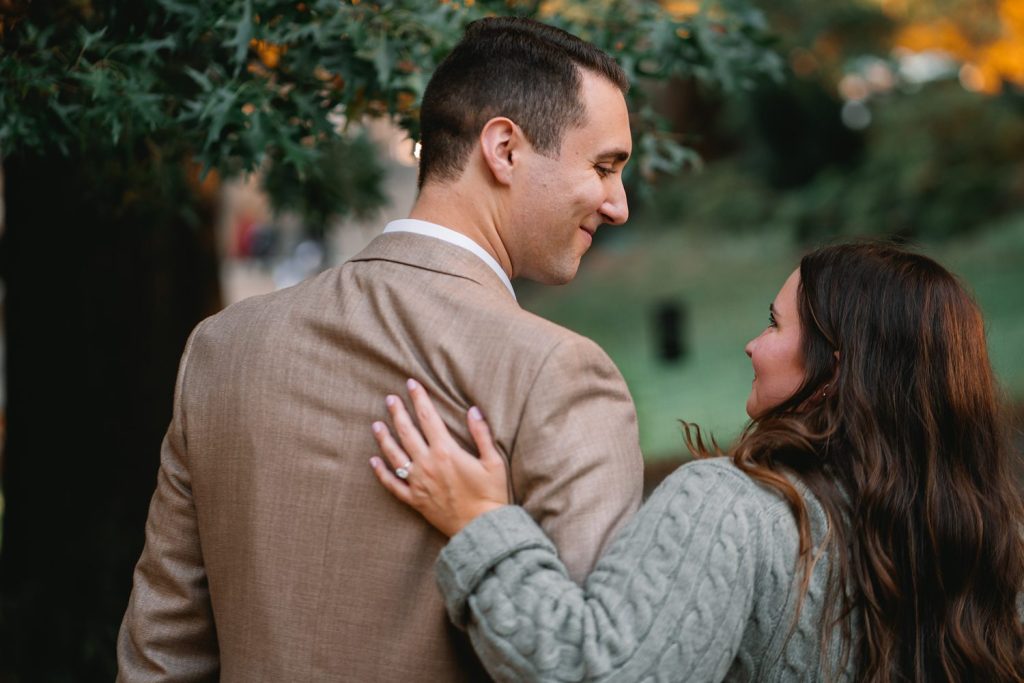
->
[600,179,629,225]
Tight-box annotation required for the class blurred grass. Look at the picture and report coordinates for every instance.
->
[520,212,1024,460]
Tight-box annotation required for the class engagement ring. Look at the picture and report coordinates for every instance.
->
[395,462,413,480]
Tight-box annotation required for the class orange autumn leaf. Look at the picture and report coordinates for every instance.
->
[249,38,286,69]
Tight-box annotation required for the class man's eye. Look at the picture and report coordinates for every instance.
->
[768,312,777,327]
[595,165,613,177]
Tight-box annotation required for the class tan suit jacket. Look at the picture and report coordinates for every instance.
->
[117,232,644,681]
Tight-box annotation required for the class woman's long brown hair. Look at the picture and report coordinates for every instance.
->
[687,242,1024,681]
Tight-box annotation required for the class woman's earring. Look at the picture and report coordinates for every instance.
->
[820,383,830,399]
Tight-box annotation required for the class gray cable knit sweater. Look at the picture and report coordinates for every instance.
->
[436,457,858,682]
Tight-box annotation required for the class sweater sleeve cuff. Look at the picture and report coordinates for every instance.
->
[436,505,554,627]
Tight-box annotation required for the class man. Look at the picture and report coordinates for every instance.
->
[118,16,643,681]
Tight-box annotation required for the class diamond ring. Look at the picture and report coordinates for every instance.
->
[395,462,414,480]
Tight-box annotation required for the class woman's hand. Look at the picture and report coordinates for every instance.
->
[369,379,510,537]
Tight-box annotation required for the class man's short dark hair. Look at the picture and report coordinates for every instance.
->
[417,16,629,188]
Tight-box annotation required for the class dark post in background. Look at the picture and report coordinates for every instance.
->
[0,150,221,681]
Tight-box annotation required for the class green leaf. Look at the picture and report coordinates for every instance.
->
[110,115,123,145]
[76,25,108,54]
[224,0,254,75]
[123,36,178,59]
[154,0,202,19]
[184,67,214,92]
[371,31,393,88]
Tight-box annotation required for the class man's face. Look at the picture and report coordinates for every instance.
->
[507,70,632,284]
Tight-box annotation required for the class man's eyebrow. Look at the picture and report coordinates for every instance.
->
[596,150,630,163]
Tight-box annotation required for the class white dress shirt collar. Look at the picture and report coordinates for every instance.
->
[383,219,516,300]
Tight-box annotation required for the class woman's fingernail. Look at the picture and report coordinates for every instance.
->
[371,421,384,434]
[469,406,483,421]
[407,378,419,391]
[385,395,397,407]
[369,457,380,468]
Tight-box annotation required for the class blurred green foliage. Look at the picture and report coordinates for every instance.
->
[785,84,1024,241]
[761,0,895,72]
[1,0,784,225]
[645,80,1024,242]
[262,130,387,237]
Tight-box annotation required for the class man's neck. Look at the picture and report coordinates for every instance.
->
[409,185,514,279]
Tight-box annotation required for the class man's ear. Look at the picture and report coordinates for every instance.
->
[479,117,520,185]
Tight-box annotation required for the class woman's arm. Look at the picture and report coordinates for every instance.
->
[369,383,766,682]
[437,462,764,682]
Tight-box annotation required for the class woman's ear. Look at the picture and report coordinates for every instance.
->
[814,352,842,403]
[479,117,521,185]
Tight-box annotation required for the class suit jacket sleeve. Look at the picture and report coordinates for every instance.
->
[509,336,644,583]
[117,321,219,682]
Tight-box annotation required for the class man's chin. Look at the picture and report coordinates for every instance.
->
[523,261,580,286]
[547,264,580,285]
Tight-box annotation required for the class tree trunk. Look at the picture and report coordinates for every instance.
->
[0,150,221,681]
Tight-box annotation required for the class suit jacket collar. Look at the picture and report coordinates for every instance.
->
[350,232,518,304]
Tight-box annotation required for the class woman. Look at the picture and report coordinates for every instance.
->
[369,243,1024,682]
